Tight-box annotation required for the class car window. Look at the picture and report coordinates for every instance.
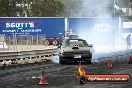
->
[70,41,84,47]
[63,39,88,47]
[69,35,79,39]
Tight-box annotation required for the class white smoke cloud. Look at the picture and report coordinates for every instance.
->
[79,0,112,17]
[67,0,127,59]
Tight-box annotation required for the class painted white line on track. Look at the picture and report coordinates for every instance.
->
[105,84,116,88]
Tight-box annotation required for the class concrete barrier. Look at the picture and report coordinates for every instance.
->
[0,48,58,67]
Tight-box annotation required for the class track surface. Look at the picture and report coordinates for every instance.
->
[0,57,132,88]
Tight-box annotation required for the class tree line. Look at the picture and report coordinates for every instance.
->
[0,0,132,18]
[0,0,65,17]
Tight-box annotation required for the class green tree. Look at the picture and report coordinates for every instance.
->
[31,0,64,17]
[0,0,65,17]
[0,0,16,17]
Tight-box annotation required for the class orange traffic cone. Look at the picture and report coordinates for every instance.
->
[128,56,132,64]
[107,60,112,68]
[38,71,48,85]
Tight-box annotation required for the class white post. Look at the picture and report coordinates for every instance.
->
[15,34,17,51]
[21,35,22,51]
[3,35,4,51]
[27,37,28,50]
[37,33,38,50]
[9,36,10,51]
[13,34,15,51]
[113,0,115,51]
[30,36,31,50]
[32,36,33,45]
[32,36,33,50]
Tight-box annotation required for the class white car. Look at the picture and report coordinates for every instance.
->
[59,39,92,64]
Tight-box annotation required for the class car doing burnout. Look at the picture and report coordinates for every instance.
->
[59,39,93,64]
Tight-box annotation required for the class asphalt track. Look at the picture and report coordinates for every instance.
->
[0,57,132,88]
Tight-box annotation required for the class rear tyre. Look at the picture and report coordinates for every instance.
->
[44,40,49,45]
[59,60,64,64]
[53,40,58,45]
[79,76,86,85]
[59,56,64,64]
[86,60,92,64]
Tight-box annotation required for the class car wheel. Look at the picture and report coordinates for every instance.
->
[79,76,86,85]
[53,40,58,45]
[59,60,64,64]
[86,60,92,64]
[44,40,49,45]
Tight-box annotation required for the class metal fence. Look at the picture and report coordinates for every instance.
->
[0,34,52,51]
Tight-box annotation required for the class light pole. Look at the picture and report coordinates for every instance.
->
[113,0,115,15]
[128,0,132,16]
[113,0,115,51]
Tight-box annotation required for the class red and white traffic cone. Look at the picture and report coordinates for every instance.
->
[38,71,48,85]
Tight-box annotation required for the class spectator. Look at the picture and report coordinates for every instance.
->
[126,34,131,49]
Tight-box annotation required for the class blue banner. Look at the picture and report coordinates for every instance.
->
[0,18,65,38]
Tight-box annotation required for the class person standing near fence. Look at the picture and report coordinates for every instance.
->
[126,34,131,49]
